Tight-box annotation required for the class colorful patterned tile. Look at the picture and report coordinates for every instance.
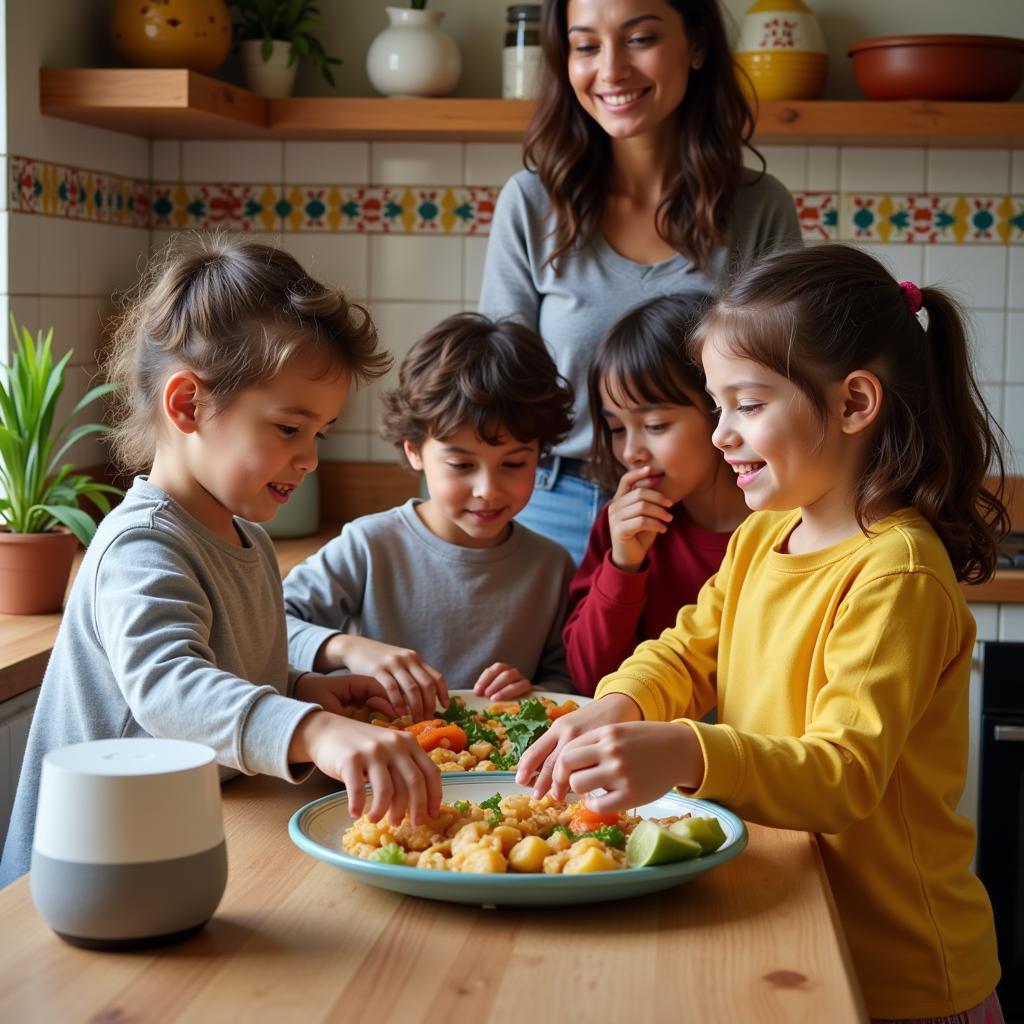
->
[792,191,838,241]
[1000,196,1024,243]
[10,156,41,214]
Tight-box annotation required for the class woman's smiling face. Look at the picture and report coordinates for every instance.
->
[565,0,700,143]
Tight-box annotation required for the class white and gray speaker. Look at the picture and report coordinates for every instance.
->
[31,738,227,949]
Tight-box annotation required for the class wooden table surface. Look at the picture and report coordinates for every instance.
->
[0,772,867,1023]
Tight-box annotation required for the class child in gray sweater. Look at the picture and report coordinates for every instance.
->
[284,313,577,704]
[1,237,442,886]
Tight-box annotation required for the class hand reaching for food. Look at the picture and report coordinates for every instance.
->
[316,634,448,723]
[472,662,533,700]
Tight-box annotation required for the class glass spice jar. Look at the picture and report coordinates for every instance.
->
[503,5,542,99]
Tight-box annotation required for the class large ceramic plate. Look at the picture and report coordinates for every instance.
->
[289,776,747,907]
[442,689,592,711]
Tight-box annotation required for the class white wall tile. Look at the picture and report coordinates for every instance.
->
[998,604,1024,642]
[1002,384,1024,458]
[969,311,1006,384]
[77,125,149,182]
[78,224,149,301]
[1006,313,1024,383]
[980,383,1002,424]
[8,213,40,294]
[37,216,80,297]
[319,432,370,461]
[369,434,402,463]
[926,149,1010,194]
[807,146,839,191]
[370,142,463,186]
[747,145,806,191]
[151,140,182,183]
[1011,150,1024,195]
[284,142,370,184]
[333,380,372,433]
[0,157,7,213]
[5,297,41,345]
[969,604,1000,642]
[80,296,114,358]
[924,246,1008,310]
[366,300,463,396]
[463,236,488,303]
[840,147,926,192]
[35,117,78,170]
[1009,247,1024,311]
[369,236,463,301]
[55,363,106,466]
[464,143,524,186]
[183,141,284,183]
[852,242,924,290]
[36,297,82,364]
[282,233,369,297]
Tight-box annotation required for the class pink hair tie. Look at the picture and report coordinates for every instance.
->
[899,281,923,315]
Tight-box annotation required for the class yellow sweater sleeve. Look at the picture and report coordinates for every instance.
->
[687,568,960,833]
[594,536,728,721]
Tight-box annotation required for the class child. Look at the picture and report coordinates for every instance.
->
[564,296,748,693]
[282,312,576,705]
[518,244,1008,1022]
[0,236,443,886]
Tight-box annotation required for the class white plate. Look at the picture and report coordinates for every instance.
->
[289,776,747,907]
[442,689,592,712]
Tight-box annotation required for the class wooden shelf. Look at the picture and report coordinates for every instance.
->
[41,68,1024,146]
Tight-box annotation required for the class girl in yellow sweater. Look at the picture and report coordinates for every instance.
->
[517,244,1008,1023]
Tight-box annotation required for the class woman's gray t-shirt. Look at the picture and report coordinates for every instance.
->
[478,168,802,459]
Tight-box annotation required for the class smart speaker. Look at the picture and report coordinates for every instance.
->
[31,738,227,949]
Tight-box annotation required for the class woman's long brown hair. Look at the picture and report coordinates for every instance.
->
[525,0,758,273]
[692,244,1010,583]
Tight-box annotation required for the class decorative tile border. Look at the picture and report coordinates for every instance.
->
[10,156,149,228]
[11,156,1024,243]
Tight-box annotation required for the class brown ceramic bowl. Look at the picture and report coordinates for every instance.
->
[848,34,1024,101]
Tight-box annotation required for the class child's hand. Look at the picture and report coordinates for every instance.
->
[515,693,643,798]
[318,635,448,724]
[545,721,704,813]
[290,710,441,826]
[607,466,674,572]
[473,663,533,701]
[295,672,402,718]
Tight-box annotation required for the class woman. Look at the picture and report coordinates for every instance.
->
[479,0,801,563]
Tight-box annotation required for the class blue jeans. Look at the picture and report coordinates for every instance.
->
[516,457,610,565]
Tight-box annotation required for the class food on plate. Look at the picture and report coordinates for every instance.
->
[342,792,726,874]
[340,694,580,771]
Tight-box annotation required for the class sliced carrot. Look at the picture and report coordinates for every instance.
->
[569,805,622,834]
[546,700,579,721]
[404,721,468,753]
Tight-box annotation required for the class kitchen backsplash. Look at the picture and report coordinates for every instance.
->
[3,140,1023,470]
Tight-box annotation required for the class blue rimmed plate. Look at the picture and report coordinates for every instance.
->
[288,776,747,907]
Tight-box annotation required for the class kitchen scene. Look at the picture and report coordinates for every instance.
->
[0,0,1023,1020]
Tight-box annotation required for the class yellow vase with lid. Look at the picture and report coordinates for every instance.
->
[735,0,828,102]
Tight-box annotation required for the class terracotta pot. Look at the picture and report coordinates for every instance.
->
[848,35,1024,102]
[0,527,79,615]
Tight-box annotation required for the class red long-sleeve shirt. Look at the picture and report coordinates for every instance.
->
[563,505,734,695]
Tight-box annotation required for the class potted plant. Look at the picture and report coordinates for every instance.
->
[0,319,121,614]
[367,1,462,97]
[230,0,342,98]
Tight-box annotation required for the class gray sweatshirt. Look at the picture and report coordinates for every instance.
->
[0,478,315,885]
[478,168,802,459]
[284,499,575,692]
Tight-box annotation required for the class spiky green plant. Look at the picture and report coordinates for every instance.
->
[0,318,122,546]
[230,0,343,87]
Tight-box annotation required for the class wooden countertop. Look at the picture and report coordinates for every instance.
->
[0,771,867,1022]
[1,525,1022,705]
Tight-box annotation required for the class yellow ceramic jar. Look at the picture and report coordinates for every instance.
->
[111,0,233,75]
[734,0,828,102]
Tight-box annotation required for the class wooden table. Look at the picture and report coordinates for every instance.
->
[0,773,867,1023]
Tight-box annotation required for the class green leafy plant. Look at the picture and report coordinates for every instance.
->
[230,0,343,88]
[0,318,122,546]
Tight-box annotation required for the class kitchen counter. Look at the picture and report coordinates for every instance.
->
[1,525,1022,704]
[0,771,867,1022]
